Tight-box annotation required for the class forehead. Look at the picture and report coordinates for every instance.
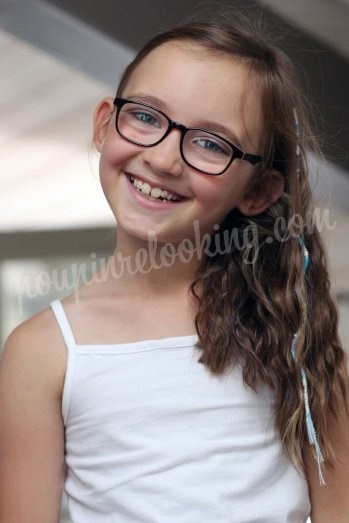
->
[123,41,263,150]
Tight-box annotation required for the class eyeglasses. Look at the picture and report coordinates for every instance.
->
[113,97,262,176]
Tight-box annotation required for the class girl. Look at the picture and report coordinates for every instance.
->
[1,13,348,523]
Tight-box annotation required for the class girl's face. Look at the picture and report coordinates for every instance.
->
[94,41,282,246]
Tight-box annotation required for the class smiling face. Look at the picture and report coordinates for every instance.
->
[94,41,282,246]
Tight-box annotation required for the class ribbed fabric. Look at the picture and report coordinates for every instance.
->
[50,299,310,523]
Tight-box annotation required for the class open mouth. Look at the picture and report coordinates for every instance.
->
[129,175,185,203]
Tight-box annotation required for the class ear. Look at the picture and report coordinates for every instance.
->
[237,169,285,216]
[93,96,115,152]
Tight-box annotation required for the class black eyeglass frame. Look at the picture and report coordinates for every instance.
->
[113,97,262,175]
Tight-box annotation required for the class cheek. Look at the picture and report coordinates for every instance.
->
[207,165,255,206]
[191,171,253,230]
[99,137,134,179]
[192,177,238,212]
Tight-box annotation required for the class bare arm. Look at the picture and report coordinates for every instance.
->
[305,366,349,522]
[0,310,66,523]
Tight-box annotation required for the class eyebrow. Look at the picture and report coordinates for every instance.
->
[126,93,244,149]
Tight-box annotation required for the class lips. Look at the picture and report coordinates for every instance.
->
[127,173,187,202]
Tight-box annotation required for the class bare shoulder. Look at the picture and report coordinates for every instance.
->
[1,303,67,402]
[0,305,67,521]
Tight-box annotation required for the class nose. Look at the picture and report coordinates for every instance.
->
[141,129,184,177]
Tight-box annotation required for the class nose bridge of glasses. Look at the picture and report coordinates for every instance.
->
[165,119,188,139]
[143,117,184,172]
[155,118,186,151]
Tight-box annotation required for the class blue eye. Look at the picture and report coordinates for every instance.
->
[192,137,230,156]
[130,110,161,128]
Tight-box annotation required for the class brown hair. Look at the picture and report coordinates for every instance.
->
[116,13,348,474]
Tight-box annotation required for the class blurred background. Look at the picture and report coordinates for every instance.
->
[0,1,348,521]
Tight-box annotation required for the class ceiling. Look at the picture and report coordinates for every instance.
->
[260,0,349,59]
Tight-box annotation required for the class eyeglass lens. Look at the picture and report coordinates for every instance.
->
[117,101,233,175]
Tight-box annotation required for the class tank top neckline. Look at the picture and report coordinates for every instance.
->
[51,298,198,349]
[75,334,199,350]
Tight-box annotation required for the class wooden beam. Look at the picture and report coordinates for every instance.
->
[0,228,115,260]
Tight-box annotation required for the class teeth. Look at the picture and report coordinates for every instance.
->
[130,176,182,202]
[150,187,162,198]
[141,183,151,195]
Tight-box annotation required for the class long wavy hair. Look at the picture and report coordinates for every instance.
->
[115,13,348,473]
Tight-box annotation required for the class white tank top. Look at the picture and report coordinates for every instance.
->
[50,299,310,523]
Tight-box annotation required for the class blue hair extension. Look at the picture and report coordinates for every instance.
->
[292,237,325,485]
[298,236,310,273]
[292,107,302,178]
[292,107,325,484]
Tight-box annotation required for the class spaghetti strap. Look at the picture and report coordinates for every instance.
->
[50,299,76,348]
[50,299,76,425]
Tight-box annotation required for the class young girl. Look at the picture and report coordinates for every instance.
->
[1,13,348,523]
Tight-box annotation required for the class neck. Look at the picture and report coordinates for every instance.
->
[92,227,205,296]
